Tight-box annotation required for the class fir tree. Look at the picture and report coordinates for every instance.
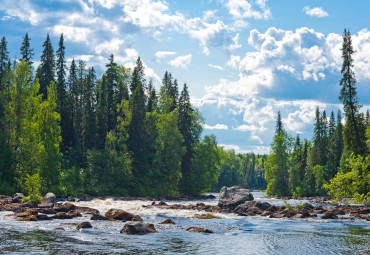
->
[275,111,283,136]
[20,33,34,66]
[339,29,366,155]
[0,36,9,90]
[105,54,118,131]
[55,34,68,150]
[36,34,55,99]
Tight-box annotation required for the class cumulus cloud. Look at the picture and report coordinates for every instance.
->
[228,33,242,50]
[121,0,185,34]
[94,38,124,55]
[225,0,271,20]
[303,6,329,18]
[203,124,229,130]
[0,0,45,25]
[168,54,192,68]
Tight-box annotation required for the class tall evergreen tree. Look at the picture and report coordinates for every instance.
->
[55,34,68,150]
[334,109,344,168]
[275,111,283,136]
[96,75,108,149]
[147,79,157,112]
[20,33,34,66]
[0,36,9,90]
[105,54,118,131]
[82,67,97,151]
[36,34,55,99]
[66,59,77,148]
[339,29,366,155]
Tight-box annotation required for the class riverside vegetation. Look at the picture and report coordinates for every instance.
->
[0,29,368,203]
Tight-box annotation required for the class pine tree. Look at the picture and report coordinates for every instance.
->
[82,67,97,151]
[127,57,150,193]
[334,109,344,168]
[36,34,55,99]
[66,59,77,148]
[96,75,108,149]
[105,54,118,131]
[20,33,34,66]
[339,29,366,155]
[178,83,203,194]
[147,79,157,112]
[0,36,9,90]
[275,111,283,136]
[55,34,68,150]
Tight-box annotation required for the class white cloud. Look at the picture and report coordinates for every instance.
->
[209,64,224,71]
[121,0,185,34]
[225,0,271,20]
[303,6,329,18]
[203,124,229,130]
[227,55,241,68]
[154,51,177,62]
[94,38,124,55]
[219,144,240,151]
[187,19,230,55]
[168,54,192,68]
[228,33,242,50]
[0,0,44,25]
[52,25,92,43]
[233,124,259,132]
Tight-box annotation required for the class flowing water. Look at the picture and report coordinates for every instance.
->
[0,192,369,254]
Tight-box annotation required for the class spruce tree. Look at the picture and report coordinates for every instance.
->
[339,29,366,155]
[96,75,108,149]
[82,67,97,151]
[334,109,344,168]
[275,111,283,136]
[105,54,118,131]
[55,34,68,150]
[20,33,34,66]
[0,36,9,90]
[66,59,77,148]
[36,34,55,99]
[147,79,157,112]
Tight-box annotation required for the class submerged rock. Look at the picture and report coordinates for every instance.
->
[120,222,157,235]
[77,221,93,230]
[194,213,220,219]
[321,213,338,219]
[159,218,175,224]
[105,209,134,221]
[18,215,38,221]
[218,186,254,209]
[186,227,213,233]
[90,213,109,220]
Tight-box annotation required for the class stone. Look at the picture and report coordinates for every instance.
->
[186,227,213,233]
[43,193,57,204]
[51,212,74,219]
[13,193,25,199]
[120,222,157,235]
[158,201,167,206]
[321,213,338,219]
[18,215,38,221]
[68,211,82,217]
[105,209,134,221]
[77,221,93,230]
[37,208,57,215]
[22,200,38,208]
[90,213,109,220]
[74,206,99,215]
[159,218,175,224]
[36,214,51,221]
[218,186,254,209]
[54,203,75,212]
[131,215,143,222]
[194,214,220,219]
[13,209,38,218]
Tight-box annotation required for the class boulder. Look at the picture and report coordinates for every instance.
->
[321,213,338,219]
[120,222,157,235]
[105,209,134,221]
[77,221,93,230]
[132,215,143,222]
[218,186,254,209]
[51,212,74,219]
[43,193,57,204]
[74,206,99,215]
[90,213,108,220]
[158,201,167,206]
[194,213,220,219]
[13,193,25,199]
[186,227,213,233]
[54,203,75,212]
[18,215,38,221]
[13,209,38,218]
[159,218,175,225]
[22,200,38,208]
[36,214,51,221]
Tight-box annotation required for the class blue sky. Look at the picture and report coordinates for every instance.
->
[1,0,370,154]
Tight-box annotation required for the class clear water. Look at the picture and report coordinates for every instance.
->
[0,192,369,254]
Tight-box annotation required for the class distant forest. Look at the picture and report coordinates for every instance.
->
[0,29,368,203]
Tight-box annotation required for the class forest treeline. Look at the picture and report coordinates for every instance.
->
[265,29,370,203]
[0,33,264,198]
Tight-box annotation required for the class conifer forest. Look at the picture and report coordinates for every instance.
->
[0,30,369,203]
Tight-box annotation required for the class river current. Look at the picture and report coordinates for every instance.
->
[0,192,369,254]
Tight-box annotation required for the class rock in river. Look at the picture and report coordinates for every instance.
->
[77,221,93,230]
[186,227,213,233]
[105,209,134,221]
[43,192,57,204]
[120,222,157,235]
[218,186,254,209]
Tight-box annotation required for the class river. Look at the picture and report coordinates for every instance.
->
[0,192,369,254]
